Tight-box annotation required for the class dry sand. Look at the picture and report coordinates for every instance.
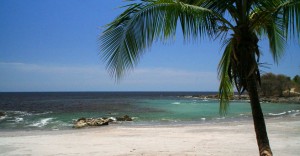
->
[0,117,299,156]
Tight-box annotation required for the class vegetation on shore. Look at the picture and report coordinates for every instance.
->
[260,73,300,97]
[185,93,300,104]
[187,73,300,103]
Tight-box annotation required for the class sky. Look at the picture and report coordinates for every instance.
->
[0,0,299,92]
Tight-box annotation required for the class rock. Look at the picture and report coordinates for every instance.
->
[73,119,88,128]
[73,117,110,128]
[259,96,300,104]
[103,117,116,122]
[0,112,5,117]
[73,115,133,129]
[86,118,109,126]
[77,117,86,122]
[116,115,133,121]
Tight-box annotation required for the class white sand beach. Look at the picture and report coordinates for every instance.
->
[0,117,299,156]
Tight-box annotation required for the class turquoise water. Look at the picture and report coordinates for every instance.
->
[0,92,299,131]
[130,98,300,123]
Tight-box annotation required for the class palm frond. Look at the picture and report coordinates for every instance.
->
[277,0,300,43]
[218,38,234,115]
[100,0,220,79]
[256,14,286,63]
[250,0,300,63]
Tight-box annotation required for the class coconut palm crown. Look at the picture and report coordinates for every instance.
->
[100,0,300,155]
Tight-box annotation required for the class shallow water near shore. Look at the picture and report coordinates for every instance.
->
[0,92,300,131]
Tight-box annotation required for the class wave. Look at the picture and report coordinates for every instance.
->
[7,111,33,116]
[268,112,287,116]
[29,118,54,127]
[291,112,300,117]
[202,97,209,102]
[34,111,53,116]
[5,111,52,117]
[172,102,181,105]
[267,110,300,117]
[50,120,73,130]
[160,118,180,122]
[268,110,300,116]
[15,117,24,123]
[216,117,225,120]
[287,110,300,113]
[0,115,6,120]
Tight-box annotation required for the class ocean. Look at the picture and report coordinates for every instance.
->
[0,92,299,131]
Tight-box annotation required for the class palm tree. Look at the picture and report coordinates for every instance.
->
[100,0,300,155]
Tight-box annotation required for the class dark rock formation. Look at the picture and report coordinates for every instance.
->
[0,112,5,117]
[116,115,133,121]
[73,119,88,128]
[182,94,300,104]
[260,96,300,104]
[73,117,110,128]
[73,115,133,129]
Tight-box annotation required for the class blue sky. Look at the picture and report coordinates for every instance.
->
[0,0,299,92]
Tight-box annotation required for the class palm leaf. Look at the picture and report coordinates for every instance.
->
[100,0,220,79]
[250,0,300,63]
[218,38,234,115]
[277,0,300,42]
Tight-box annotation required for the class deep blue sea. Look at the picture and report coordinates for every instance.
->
[0,92,299,131]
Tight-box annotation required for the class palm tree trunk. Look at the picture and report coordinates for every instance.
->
[246,74,273,156]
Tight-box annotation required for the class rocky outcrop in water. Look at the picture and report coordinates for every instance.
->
[116,115,133,121]
[73,115,133,129]
[260,96,300,104]
[0,112,5,117]
[182,94,300,104]
[73,117,110,128]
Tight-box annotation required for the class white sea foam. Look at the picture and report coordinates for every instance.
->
[131,117,138,120]
[291,112,300,117]
[201,118,206,121]
[172,102,181,105]
[161,118,173,122]
[216,117,225,120]
[50,120,72,130]
[106,117,117,122]
[9,111,32,116]
[0,115,6,120]
[34,111,53,116]
[55,121,73,127]
[268,112,286,116]
[15,117,24,123]
[202,97,208,102]
[29,118,54,127]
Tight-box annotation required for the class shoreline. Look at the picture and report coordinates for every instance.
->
[0,113,296,133]
[1,116,299,156]
[186,94,300,104]
[0,115,297,135]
